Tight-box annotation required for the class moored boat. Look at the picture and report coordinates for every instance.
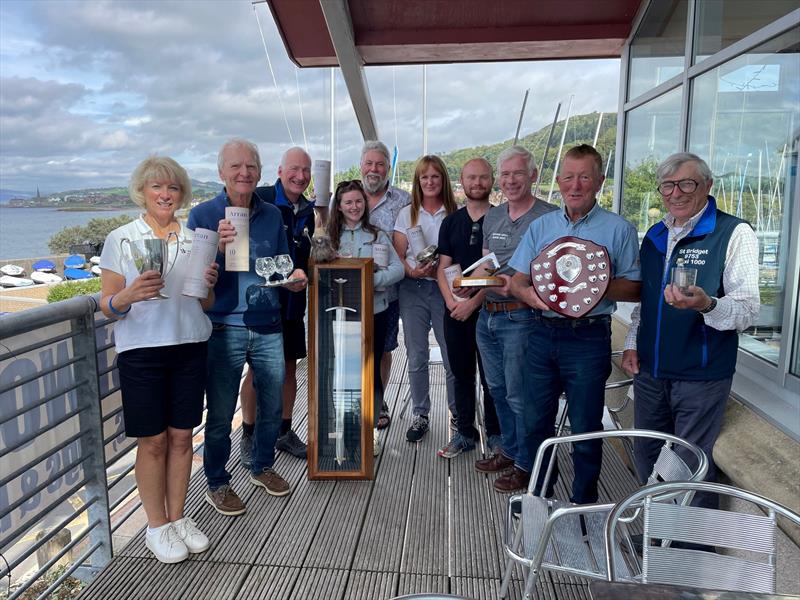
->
[0,275,34,287]
[64,255,86,269]
[64,268,93,280]
[32,259,57,273]
[0,264,25,277]
[30,271,63,284]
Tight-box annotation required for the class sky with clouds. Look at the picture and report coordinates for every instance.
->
[0,0,621,194]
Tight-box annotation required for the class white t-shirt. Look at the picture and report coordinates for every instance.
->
[393,203,447,279]
[100,217,212,353]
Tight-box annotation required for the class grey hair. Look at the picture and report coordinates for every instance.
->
[496,145,536,176]
[280,146,311,168]
[657,152,713,183]
[217,138,262,171]
[128,156,193,209]
[360,140,391,164]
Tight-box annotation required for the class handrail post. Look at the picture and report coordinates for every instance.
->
[71,299,113,576]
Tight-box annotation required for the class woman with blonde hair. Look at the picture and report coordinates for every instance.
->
[100,156,218,563]
[392,155,458,443]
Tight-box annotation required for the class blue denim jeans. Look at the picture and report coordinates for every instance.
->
[476,307,536,472]
[524,315,611,504]
[203,324,284,489]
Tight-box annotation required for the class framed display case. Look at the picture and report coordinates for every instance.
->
[308,258,375,479]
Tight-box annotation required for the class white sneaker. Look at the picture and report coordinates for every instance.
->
[145,524,188,564]
[173,517,210,554]
[374,428,382,456]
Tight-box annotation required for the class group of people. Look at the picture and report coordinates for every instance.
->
[100,135,759,564]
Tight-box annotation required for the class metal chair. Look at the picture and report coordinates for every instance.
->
[605,480,800,594]
[499,429,708,600]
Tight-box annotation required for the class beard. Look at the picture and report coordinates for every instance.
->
[464,188,491,202]
[362,172,389,195]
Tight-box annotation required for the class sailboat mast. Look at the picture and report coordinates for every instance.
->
[548,94,574,203]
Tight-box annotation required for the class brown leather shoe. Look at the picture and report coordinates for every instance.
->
[493,466,530,493]
[475,452,514,473]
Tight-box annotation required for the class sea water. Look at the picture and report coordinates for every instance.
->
[0,206,141,260]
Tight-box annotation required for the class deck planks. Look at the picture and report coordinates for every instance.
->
[81,347,641,600]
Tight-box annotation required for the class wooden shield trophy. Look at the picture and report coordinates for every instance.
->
[529,236,611,318]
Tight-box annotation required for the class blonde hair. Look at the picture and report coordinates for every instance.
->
[410,155,456,227]
[128,156,193,209]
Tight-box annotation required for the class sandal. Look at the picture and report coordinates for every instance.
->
[377,405,391,430]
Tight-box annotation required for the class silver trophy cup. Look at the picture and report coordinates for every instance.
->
[120,233,179,299]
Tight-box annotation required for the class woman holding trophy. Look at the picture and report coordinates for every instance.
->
[392,155,458,443]
[327,180,404,455]
[100,156,219,564]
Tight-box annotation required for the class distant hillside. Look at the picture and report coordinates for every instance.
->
[333,111,618,189]
[0,189,34,203]
[396,111,617,183]
[4,179,224,206]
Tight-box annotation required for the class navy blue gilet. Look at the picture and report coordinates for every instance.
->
[637,197,746,380]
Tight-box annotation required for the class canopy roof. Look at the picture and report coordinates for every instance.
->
[266,0,644,67]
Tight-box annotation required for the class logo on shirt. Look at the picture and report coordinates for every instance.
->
[677,247,709,266]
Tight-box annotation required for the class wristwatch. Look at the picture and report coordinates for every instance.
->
[700,296,717,314]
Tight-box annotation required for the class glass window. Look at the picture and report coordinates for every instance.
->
[689,27,800,366]
[621,87,682,233]
[695,0,798,63]
[629,0,688,100]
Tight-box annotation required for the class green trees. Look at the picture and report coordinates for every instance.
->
[48,215,135,254]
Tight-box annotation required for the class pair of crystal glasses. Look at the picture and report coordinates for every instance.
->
[255,254,295,287]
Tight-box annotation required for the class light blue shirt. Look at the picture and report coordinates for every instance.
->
[509,201,641,317]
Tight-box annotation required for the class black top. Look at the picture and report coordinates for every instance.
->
[437,206,486,269]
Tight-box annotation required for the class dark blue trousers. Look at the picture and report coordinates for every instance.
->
[633,370,731,509]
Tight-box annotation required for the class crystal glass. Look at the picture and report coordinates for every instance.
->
[255,257,276,286]
[275,254,294,281]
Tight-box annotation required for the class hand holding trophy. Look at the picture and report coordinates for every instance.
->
[121,232,178,299]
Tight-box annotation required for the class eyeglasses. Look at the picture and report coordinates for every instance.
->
[657,179,698,196]
[469,222,481,246]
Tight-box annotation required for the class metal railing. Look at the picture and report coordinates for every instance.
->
[1,294,144,598]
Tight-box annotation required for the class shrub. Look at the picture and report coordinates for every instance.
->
[47,279,102,303]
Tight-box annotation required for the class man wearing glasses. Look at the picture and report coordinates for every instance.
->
[359,141,411,430]
[435,158,503,459]
[621,152,760,508]
[475,146,558,493]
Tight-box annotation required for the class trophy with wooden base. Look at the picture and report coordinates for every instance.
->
[453,252,504,288]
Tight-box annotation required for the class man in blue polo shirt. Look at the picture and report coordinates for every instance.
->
[188,138,308,516]
[509,144,641,504]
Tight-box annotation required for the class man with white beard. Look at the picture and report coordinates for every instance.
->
[359,141,411,430]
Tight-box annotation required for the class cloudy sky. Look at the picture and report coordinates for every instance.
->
[0,0,620,194]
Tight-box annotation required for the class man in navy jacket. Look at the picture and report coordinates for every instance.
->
[622,152,760,507]
[239,147,317,461]
[188,139,308,515]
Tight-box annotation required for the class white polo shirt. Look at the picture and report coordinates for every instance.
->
[394,203,447,280]
[100,217,212,353]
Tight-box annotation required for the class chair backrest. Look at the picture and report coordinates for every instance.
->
[528,429,708,498]
[605,481,800,593]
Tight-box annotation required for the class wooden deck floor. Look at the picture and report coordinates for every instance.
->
[80,349,640,600]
